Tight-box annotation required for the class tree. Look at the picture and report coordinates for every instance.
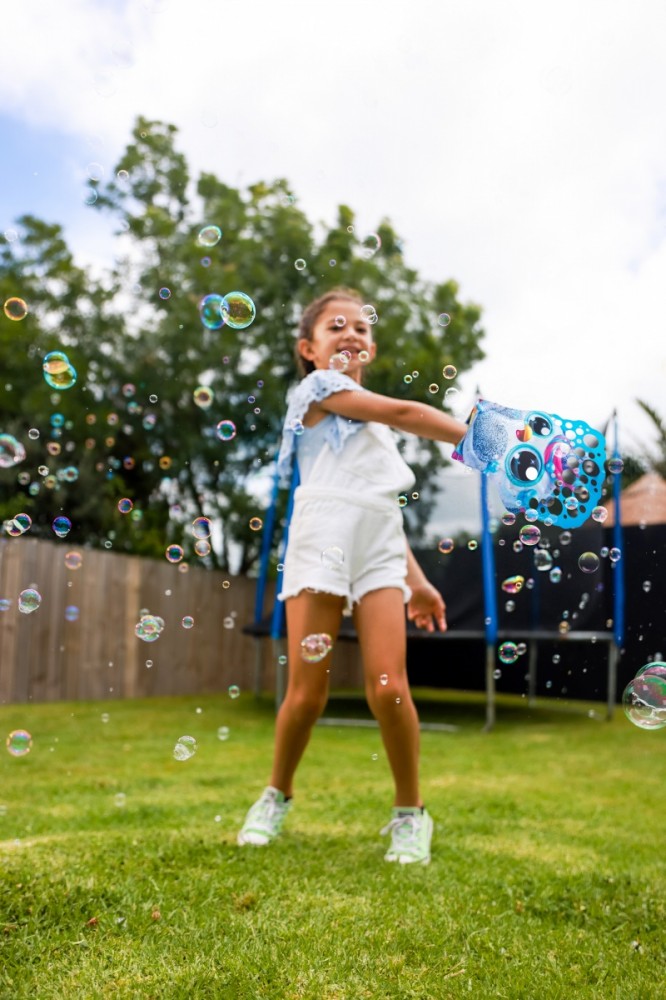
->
[1,116,486,572]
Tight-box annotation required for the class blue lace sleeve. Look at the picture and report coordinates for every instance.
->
[276,369,366,479]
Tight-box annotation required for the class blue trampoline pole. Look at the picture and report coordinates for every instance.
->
[608,410,624,717]
[480,472,499,731]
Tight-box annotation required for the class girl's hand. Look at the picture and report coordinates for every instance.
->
[407,582,447,633]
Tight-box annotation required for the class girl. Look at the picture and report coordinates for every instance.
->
[238,288,468,864]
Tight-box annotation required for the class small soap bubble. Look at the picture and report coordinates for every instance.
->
[199,293,225,330]
[42,352,77,390]
[194,539,211,557]
[502,575,525,595]
[609,547,622,563]
[3,297,28,321]
[0,435,26,468]
[249,517,263,531]
[192,516,211,539]
[642,580,652,593]
[591,506,608,523]
[467,539,478,551]
[65,605,79,622]
[403,374,413,384]
[437,313,451,327]
[173,735,197,761]
[51,515,72,538]
[101,712,110,724]
[181,616,194,629]
[216,420,237,442]
[398,495,408,507]
[158,287,171,300]
[379,674,388,686]
[360,232,381,258]
[437,538,455,556]
[534,549,553,572]
[358,350,370,363]
[493,668,502,680]
[607,457,624,475]
[217,726,230,741]
[28,428,40,440]
[498,641,519,664]
[428,384,439,394]
[278,654,287,665]
[228,685,240,699]
[360,304,376,322]
[501,512,516,526]
[329,352,350,373]
[118,498,133,514]
[294,259,307,271]
[135,614,162,642]
[578,552,600,574]
[0,598,11,611]
[6,729,32,756]
[18,588,41,613]
[64,551,83,571]
[300,632,333,663]
[197,225,222,247]
[193,386,214,410]
[165,545,184,564]
[519,525,541,547]
[442,365,457,379]
[549,566,562,584]
[221,291,256,330]
[321,546,344,568]
[114,792,126,808]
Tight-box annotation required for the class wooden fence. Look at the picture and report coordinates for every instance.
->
[0,538,363,705]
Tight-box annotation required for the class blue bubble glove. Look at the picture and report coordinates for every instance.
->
[452,399,606,528]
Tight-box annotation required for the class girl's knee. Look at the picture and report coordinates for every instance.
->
[366,675,410,715]
[284,687,328,724]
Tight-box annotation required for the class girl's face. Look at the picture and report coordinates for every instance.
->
[298,299,376,382]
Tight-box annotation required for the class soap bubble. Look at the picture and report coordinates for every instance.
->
[194,539,210,557]
[442,365,457,380]
[199,293,226,330]
[360,304,377,323]
[502,575,525,595]
[321,546,344,567]
[158,287,171,300]
[609,547,622,563]
[173,735,197,761]
[197,225,222,247]
[380,674,388,685]
[217,726,230,741]
[52,515,72,538]
[193,386,214,409]
[498,641,519,664]
[549,567,562,584]
[300,632,333,663]
[18,589,41,614]
[360,232,381,258]
[42,351,77,390]
[437,538,454,555]
[181,616,194,629]
[64,551,83,571]
[165,544,184,564]
[622,675,666,730]
[65,605,79,622]
[0,599,11,611]
[501,512,516,526]
[636,661,666,681]
[122,383,136,398]
[467,539,478,551]
[591,506,608,523]
[118,498,133,514]
[216,420,236,442]
[607,457,624,475]
[578,552,600,574]
[519,525,541,547]
[135,614,162,642]
[294,259,307,271]
[221,291,256,330]
[114,793,126,808]
[228,685,240,699]
[3,297,28,321]
[534,549,553,572]
[249,517,263,531]
[192,516,211,539]
[437,313,451,327]
[6,730,32,757]
[0,434,26,468]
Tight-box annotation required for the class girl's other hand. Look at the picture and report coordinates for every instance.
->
[407,583,447,633]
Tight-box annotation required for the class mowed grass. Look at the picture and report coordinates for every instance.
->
[0,690,664,1000]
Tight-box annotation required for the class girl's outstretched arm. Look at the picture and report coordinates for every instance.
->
[405,543,447,632]
[317,389,467,445]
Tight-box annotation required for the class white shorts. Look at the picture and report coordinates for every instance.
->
[278,486,411,614]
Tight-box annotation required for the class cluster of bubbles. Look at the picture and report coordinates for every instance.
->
[199,291,256,330]
[173,735,197,761]
[623,661,666,730]
[42,351,77,390]
[135,612,165,643]
[4,512,32,537]
[300,632,333,663]
[6,729,32,756]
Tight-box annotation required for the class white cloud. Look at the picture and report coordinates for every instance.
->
[2,0,666,454]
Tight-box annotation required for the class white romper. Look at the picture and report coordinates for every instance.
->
[277,370,416,613]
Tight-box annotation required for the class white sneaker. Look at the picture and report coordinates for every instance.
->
[237,786,292,846]
[381,807,433,864]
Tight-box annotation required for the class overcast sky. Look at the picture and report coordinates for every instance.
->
[2,0,665,470]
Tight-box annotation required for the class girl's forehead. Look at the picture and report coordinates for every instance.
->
[319,300,364,322]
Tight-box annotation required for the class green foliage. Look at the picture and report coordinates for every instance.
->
[0,692,664,999]
[1,116,485,570]
[632,399,666,479]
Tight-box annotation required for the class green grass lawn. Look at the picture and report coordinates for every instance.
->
[1,690,664,999]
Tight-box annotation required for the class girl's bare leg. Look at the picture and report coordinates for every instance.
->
[270,591,344,797]
[353,588,422,807]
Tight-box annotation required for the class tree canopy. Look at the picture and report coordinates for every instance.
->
[1,116,486,571]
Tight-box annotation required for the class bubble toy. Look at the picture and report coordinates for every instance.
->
[453,399,606,528]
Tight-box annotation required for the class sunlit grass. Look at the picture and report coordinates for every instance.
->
[1,692,664,999]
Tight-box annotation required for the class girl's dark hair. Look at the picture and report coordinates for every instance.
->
[295,287,365,377]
